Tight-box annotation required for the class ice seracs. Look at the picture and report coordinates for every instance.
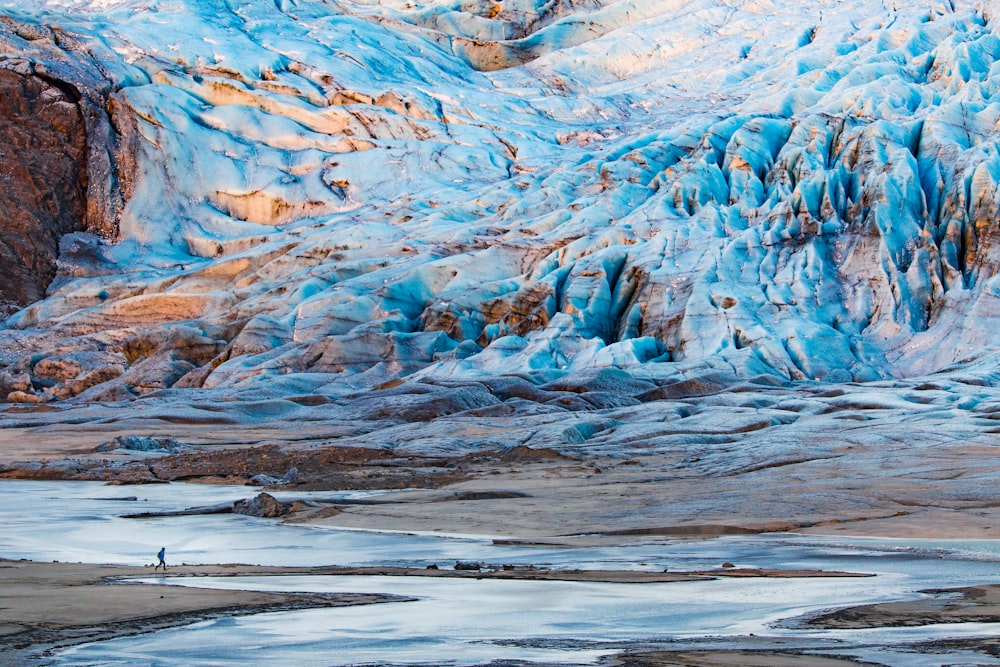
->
[0,0,1000,404]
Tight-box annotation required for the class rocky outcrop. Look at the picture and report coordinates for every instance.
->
[0,68,88,308]
[0,17,124,318]
[232,492,291,518]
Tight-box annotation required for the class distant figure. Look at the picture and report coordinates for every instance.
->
[155,547,167,571]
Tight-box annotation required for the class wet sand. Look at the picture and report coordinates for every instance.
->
[0,559,406,665]
[4,419,1000,665]
[4,402,1000,543]
[610,584,1000,666]
[801,583,1000,629]
[8,558,1000,666]
[0,558,882,665]
[605,650,886,666]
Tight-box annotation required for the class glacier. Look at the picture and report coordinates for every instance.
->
[10,5,1000,664]
[2,0,1000,403]
[3,1,1000,536]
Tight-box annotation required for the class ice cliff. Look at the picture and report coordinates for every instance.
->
[2,0,1000,405]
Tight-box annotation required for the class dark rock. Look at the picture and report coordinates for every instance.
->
[101,463,160,485]
[497,445,567,463]
[454,561,484,571]
[232,492,290,518]
[40,459,86,475]
[501,564,537,572]
[0,68,88,307]
[721,562,736,569]
[0,22,127,319]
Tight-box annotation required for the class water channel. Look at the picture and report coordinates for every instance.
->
[4,480,1000,665]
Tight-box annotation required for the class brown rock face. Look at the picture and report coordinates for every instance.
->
[232,493,291,518]
[0,69,87,312]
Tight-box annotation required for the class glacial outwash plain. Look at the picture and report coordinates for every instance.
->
[4,0,1000,664]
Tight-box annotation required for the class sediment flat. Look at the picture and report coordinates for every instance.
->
[7,557,997,666]
[245,564,872,582]
[0,559,405,666]
[604,649,886,666]
[3,413,1000,665]
[0,557,879,665]
[801,584,1000,629]
[602,649,880,667]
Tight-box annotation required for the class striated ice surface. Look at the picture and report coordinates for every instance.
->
[3,0,1000,404]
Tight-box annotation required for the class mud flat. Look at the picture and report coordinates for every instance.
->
[0,560,407,665]
[4,395,1000,543]
[5,433,1000,543]
[801,584,1000,630]
[609,584,1000,666]
[5,477,1000,666]
[604,649,886,666]
[0,558,874,665]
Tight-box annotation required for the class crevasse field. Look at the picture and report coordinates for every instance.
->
[4,0,1000,392]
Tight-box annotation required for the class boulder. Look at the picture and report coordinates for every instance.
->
[232,492,290,518]
[454,561,484,571]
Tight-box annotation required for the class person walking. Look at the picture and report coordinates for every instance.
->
[155,547,167,571]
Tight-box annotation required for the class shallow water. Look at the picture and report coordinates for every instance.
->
[3,480,1000,665]
[48,576,914,666]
